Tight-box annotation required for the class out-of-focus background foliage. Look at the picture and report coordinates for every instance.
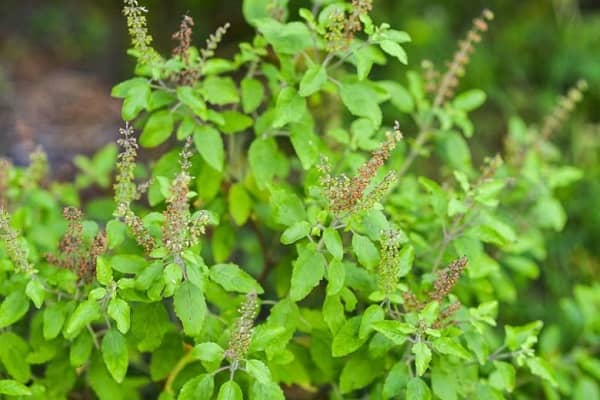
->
[0,0,598,379]
[1,0,598,164]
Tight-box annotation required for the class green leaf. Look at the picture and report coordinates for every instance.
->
[113,78,151,121]
[281,221,311,245]
[217,380,243,400]
[273,87,307,128]
[0,380,31,396]
[323,295,345,334]
[190,342,225,363]
[101,329,129,383]
[43,302,66,340]
[202,59,236,75]
[526,357,557,387]
[210,263,264,294]
[243,0,288,25]
[573,377,599,400]
[177,116,195,139]
[407,70,425,102]
[25,279,45,308]
[106,219,126,249]
[111,254,148,274]
[332,316,367,357]
[431,361,458,400]
[407,377,432,400]
[289,122,319,169]
[201,76,239,105]
[502,256,539,279]
[436,131,472,172]
[206,109,228,129]
[412,342,432,376]
[212,224,235,263]
[380,29,411,43]
[383,361,409,398]
[111,77,148,98]
[432,337,472,360]
[578,355,600,381]
[453,89,487,111]
[419,177,448,217]
[197,160,223,202]
[221,110,253,134]
[350,117,377,150]
[398,245,415,277]
[340,83,382,127]
[474,180,504,206]
[323,228,343,260]
[372,320,415,345]
[228,183,252,226]
[0,291,29,328]
[420,302,440,326]
[326,259,346,296]
[178,374,214,400]
[339,352,383,394]
[379,40,408,64]
[353,45,379,80]
[504,320,543,351]
[463,331,490,365]
[352,233,379,270]
[469,301,498,327]
[88,352,126,400]
[149,89,176,112]
[475,214,517,247]
[249,138,283,187]
[250,380,285,400]
[241,78,265,113]
[150,332,183,381]
[359,304,384,339]
[140,110,174,148]
[532,197,566,231]
[299,64,327,97]
[64,300,101,339]
[131,302,170,351]
[177,86,207,119]
[246,359,273,384]
[174,281,207,336]
[164,263,184,286]
[194,125,224,172]
[378,80,414,113]
[70,331,93,367]
[489,361,516,393]
[90,288,107,301]
[107,297,131,334]
[270,189,306,226]
[548,166,583,189]
[96,256,113,286]
[256,19,312,54]
[0,332,30,382]
[251,298,298,357]
[290,245,326,301]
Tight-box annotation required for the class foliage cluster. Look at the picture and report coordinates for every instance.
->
[0,1,598,399]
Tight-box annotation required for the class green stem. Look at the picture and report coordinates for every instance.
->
[164,351,193,394]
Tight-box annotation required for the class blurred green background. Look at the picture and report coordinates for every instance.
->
[0,0,598,351]
[1,0,598,165]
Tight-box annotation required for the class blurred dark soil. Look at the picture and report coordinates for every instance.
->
[0,59,120,175]
[0,0,247,176]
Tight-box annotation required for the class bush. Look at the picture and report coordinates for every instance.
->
[0,0,597,399]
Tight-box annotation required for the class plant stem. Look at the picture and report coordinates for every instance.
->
[396,124,432,181]
[164,350,193,394]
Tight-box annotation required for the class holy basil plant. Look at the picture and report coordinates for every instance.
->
[0,0,593,399]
